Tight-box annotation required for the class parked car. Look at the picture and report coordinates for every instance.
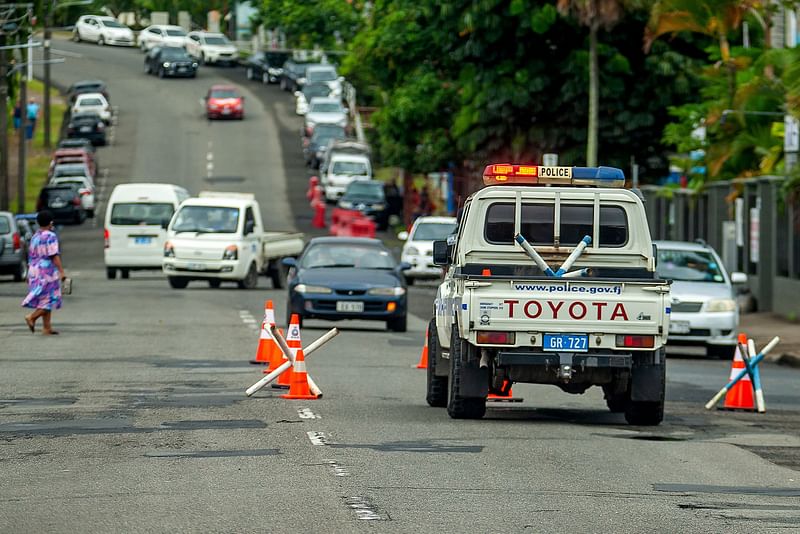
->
[72,92,111,123]
[283,237,410,331]
[279,60,310,92]
[295,82,332,116]
[49,176,96,218]
[205,85,244,120]
[49,152,96,179]
[398,216,458,284]
[245,51,290,84]
[0,211,28,282]
[304,97,348,136]
[319,140,371,175]
[337,180,390,231]
[321,152,372,202]
[58,137,96,155]
[67,80,109,104]
[137,24,187,52]
[185,31,238,65]
[303,125,347,168]
[66,111,106,145]
[144,46,198,78]
[73,15,134,46]
[51,162,96,182]
[14,214,38,243]
[305,64,344,98]
[37,184,86,224]
[655,240,747,358]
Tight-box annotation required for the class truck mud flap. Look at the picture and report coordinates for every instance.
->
[630,364,665,402]
[496,352,632,369]
[459,364,489,398]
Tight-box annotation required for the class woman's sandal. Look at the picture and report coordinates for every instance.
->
[24,316,35,333]
[42,330,59,336]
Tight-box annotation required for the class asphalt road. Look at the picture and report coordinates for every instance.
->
[1,38,799,533]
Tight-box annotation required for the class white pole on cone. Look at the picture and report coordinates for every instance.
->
[245,327,338,397]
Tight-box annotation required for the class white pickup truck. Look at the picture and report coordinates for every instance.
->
[427,165,671,425]
[162,192,304,289]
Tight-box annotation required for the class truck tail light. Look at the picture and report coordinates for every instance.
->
[104,228,109,248]
[616,335,655,348]
[477,331,515,345]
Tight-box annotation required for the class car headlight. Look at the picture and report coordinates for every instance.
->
[369,204,385,210]
[368,287,406,296]
[222,245,238,260]
[164,242,175,258]
[706,299,736,312]
[268,67,281,75]
[405,246,419,256]
[338,119,348,127]
[298,77,307,85]
[339,201,353,209]
[295,284,332,294]
[163,62,171,68]
[192,62,198,68]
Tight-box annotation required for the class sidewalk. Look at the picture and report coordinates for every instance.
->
[740,312,800,367]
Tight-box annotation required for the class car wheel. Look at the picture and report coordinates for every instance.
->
[270,263,287,289]
[158,67,165,79]
[237,263,258,289]
[14,259,27,282]
[73,31,81,43]
[144,62,151,75]
[387,314,407,333]
[262,72,269,84]
[447,324,487,419]
[246,67,253,80]
[200,53,206,65]
[120,269,130,279]
[168,276,189,289]
[406,277,415,286]
[140,41,147,52]
[87,209,94,219]
[208,280,221,288]
[280,78,286,91]
[426,318,448,407]
[97,35,104,46]
[106,268,117,280]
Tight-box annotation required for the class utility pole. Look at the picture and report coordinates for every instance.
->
[0,32,9,211]
[18,40,28,213]
[43,0,53,148]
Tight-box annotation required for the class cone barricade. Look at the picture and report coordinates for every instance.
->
[722,335,755,411]
[280,315,318,400]
[251,300,280,365]
[488,380,523,403]
[416,326,429,369]
[271,327,292,388]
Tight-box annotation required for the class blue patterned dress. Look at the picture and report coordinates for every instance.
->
[21,230,62,311]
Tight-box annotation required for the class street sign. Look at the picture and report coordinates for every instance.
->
[784,114,799,152]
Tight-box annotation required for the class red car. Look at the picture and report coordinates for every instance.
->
[205,85,244,120]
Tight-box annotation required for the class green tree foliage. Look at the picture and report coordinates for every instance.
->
[255,0,363,49]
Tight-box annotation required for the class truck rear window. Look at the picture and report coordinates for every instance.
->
[485,203,628,247]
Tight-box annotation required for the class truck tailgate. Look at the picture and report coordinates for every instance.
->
[468,278,670,335]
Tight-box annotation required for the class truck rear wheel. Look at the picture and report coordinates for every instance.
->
[447,326,486,419]
[426,319,448,407]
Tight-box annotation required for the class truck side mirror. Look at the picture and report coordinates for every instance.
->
[244,220,255,235]
[161,219,170,230]
[432,240,450,266]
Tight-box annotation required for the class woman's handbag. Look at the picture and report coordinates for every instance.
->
[62,277,73,295]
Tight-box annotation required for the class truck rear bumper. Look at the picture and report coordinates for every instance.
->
[496,351,633,369]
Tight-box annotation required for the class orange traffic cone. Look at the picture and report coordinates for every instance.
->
[488,380,523,403]
[722,334,755,411]
[281,315,318,400]
[416,325,429,369]
[265,327,285,374]
[251,300,279,365]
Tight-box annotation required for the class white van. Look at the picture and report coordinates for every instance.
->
[321,153,372,202]
[104,183,190,279]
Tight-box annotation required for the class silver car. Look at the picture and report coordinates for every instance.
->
[0,211,28,282]
[655,240,747,358]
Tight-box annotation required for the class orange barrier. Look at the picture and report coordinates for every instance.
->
[329,208,376,238]
[723,335,755,411]
[251,300,279,365]
[280,314,319,400]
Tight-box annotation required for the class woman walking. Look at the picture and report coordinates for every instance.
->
[22,211,66,335]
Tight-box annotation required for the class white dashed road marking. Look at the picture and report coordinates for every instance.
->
[344,497,382,521]
[297,408,320,419]
[206,141,213,179]
[307,431,329,446]
[323,459,349,477]
[239,310,258,330]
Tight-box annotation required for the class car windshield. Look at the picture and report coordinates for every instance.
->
[265,52,289,64]
[412,222,458,241]
[204,36,230,45]
[210,90,239,99]
[656,249,725,283]
[344,182,383,199]
[101,20,126,28]
[314,124,345,137]
[310,102,342,113]
[162,48,190,60]
[165,29,185,37]
[312,130,345,146]
[78,98,103,106]
[172,205,239,233]
[54,166,88,177]
[302,244,395,269]
[111,203,174,226]
[303,84,331,99]
[332,161,368,175]
[307,68,337,83]
[0,217,10,234]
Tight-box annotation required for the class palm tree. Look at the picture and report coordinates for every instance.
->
[557,0,628,167]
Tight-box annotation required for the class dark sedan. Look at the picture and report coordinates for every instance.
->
[66,111,106,145]
[67,79,109,104]
[37,184,86,224]
[303,124,347,168]
[144,46,198,78]
[337,181,389,230]
[283,237,410,331]
[245,50,290,84]
[279,60,310,92]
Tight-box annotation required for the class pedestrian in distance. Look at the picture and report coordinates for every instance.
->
[22,211,66,336]
[26,97,40,141]
[13,102,22,130]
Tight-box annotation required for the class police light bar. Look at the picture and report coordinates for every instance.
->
[482,164,625,187]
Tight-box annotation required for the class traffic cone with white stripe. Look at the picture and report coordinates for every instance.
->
[722,334,755,411]
[416,325,429,369]
[281,314,318,400]
[270,327,292,388]
[251,300,279,365]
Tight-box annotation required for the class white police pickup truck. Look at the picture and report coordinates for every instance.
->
[162,192,303,289]
[427,165,671,425]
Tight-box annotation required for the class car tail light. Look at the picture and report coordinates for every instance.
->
[73,197,81,206]
[476,331,515,345]
[97,122,105,130]
[12,232,21,251]
[79,188,91,196]
[615,335,655,348]
[104,228,109,248]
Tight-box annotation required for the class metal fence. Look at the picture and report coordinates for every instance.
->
[641,176,800,318]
